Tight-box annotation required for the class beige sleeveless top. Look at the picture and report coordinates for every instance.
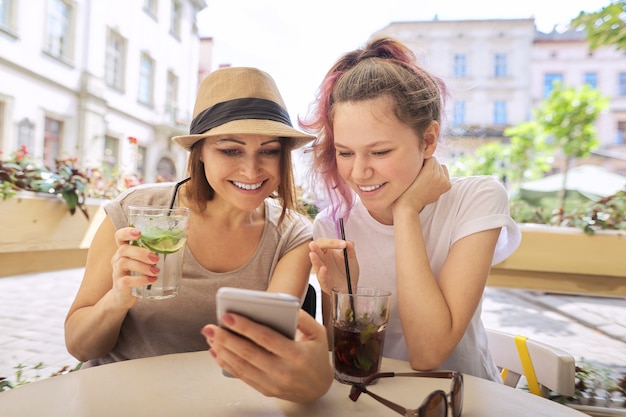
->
[83,182,312,367]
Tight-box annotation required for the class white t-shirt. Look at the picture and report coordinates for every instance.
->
[313,175,521,381]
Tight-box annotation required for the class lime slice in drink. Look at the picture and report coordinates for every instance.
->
[143,236,186,254]
[138,227,186,254]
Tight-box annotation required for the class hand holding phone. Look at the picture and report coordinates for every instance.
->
[215,287,301,376]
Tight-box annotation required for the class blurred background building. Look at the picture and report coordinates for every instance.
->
[377,18,626,174]
[0,0,207,184]
[1,2,624,183]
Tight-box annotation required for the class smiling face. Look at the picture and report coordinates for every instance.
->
[333,96,436,224]
[201,133,282,213]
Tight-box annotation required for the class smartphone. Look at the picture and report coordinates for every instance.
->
[216,287,301,376]
[216,287,300,338]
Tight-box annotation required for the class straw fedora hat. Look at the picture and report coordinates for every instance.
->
[172,67,314,151]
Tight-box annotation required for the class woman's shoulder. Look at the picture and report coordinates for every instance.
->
[449,175,508,199]
[431,175,510,216]
[106,182,177,210]
[451,174,504,189]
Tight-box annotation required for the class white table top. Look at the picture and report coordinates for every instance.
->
[0,351,587,417]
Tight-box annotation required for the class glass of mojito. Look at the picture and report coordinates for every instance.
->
[128,206,190,300]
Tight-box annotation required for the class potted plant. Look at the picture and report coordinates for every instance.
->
[0,146,130,277]
[554,360,626,416]
[488,190,626,298]
[0,145,91,218]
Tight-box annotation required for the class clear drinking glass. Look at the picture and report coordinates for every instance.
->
[128,206,189,300]
[332,287,392,384]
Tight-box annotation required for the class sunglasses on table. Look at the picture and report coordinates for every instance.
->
[349,371,463,417]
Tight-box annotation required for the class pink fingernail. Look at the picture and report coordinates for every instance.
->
[222,313,235,326]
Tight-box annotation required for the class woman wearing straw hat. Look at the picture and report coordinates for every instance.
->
[65,67,334,402]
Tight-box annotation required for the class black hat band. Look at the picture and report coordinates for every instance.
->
[190,97,292,135]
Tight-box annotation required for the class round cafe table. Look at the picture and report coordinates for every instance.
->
[0,351,586,417]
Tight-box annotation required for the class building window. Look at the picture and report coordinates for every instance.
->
[493,101,507,125]
[17,118,35,152]
[103,136,119,178]
[617,121,626,145]
[137,145,147,178]
[494,53,507,78]
[170,0,182,39]
[157,156,177,182]
[619,73,626,96]
[138,53,155,106]
[0,100,5,144]
[453,101,465,126]
[583,72,598,89]
[44,117,63,169]
[143,0,158,19]
[105,29,127,91]
[44,0,75,62]
[543,73,563,97]
[453,54,466,78]
[0,0,16,33]
[165,71,179,124]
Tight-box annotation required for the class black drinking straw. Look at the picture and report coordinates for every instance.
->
[339,218,355,316]
[146,177,191,291]
[168,177,191,211]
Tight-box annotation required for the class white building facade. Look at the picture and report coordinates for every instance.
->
[531,30,626,147]
[377,19,626,169]
[0,0,206,184]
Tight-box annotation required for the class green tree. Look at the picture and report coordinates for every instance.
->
[450,123,552,195]
[503,121,552,192]
[450,141,508,180]
[535,83,609,211]
[571,0,626,51]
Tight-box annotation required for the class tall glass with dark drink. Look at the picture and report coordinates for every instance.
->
[332,287,391,384]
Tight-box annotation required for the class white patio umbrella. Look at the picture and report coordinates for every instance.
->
[520,165,626,202]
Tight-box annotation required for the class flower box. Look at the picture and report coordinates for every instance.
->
[0,192,105,277]
[488,224,626,297]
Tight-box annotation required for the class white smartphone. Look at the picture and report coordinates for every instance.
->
[216,287,301,339]
[215,287,301,377]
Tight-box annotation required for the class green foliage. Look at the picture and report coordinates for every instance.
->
[0,145,90,219]
[451,84,608,197]
[508,198,551,225]
[536,83,608,159]
[549,359,626,405]
[557,190,626,234]
[509,189,626,234]
[571,1,626,51]
[504,121,553,189]
[574,359,619,397]
[299,200,320,220]
[534,83,609,210]
[295,187,320,220]
[449,80,621,233]
[0,362,82,392]
[0,145,144,218]
[450,124,553,192]
[450,141,509,178]
[0,363,44,391]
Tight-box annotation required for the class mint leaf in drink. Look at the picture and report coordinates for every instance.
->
[356,347,374,371]
[359,323,377,345]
